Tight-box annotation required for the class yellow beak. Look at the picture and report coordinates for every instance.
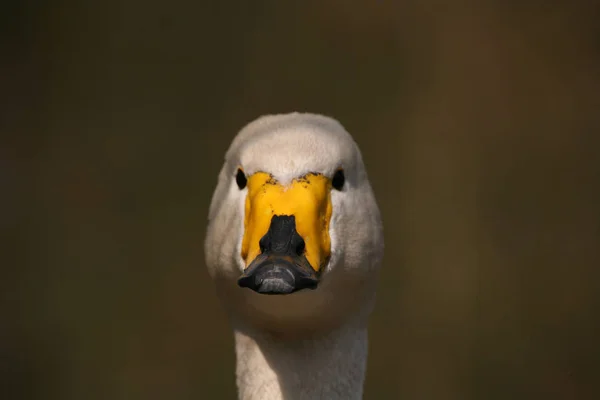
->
[241,172,333,272]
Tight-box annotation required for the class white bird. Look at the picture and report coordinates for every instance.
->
[205,113,384,400]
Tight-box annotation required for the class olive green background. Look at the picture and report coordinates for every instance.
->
[3,1,600,399]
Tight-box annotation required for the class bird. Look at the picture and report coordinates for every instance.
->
[204,112,384,400]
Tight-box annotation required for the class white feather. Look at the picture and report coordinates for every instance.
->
[205,112,384,400]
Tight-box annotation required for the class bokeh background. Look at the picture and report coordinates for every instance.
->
[3,1,600,399]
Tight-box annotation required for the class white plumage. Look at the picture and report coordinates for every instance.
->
[205,113,384,399]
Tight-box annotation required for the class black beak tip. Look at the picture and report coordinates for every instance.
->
[256,278,295,295]
[238,214,319,295]
[237,262,318,295]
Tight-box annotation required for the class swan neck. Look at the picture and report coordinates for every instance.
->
[234,324,368,400]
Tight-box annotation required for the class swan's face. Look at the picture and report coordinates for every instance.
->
[237,170,335,294]
[205,114,383,334]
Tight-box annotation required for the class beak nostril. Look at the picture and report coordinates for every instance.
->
[260,215,305,256]
[293,234,305,256]
[259,233,270,253]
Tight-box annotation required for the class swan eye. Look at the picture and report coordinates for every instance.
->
[332,169,345,191]
[236,168,247,190]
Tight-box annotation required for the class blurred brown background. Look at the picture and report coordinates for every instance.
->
[2,1,600,399]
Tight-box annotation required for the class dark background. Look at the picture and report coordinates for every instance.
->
[2,1,600,399]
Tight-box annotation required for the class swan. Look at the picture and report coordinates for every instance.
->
[205,113,384,400]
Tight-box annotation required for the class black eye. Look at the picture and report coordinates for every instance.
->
[332,169,345,191]
[235,168,247,189]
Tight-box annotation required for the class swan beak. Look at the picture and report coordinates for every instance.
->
[238,172,333,295]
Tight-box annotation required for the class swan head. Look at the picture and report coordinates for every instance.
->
[205,113,384,336]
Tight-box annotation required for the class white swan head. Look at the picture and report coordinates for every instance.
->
[205,113,383,336]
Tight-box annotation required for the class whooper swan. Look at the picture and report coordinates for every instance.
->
[205,113,384,400]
